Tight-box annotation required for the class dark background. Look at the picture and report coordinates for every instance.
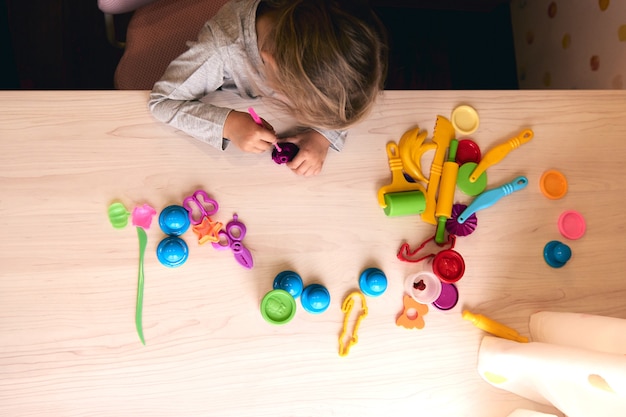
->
[1,0,518,90]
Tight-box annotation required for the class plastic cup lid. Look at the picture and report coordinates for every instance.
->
[432,250,465,283]
[156,236,189,267]
[404,271,442,304]
[455,139,481,165]
[159,205,190,236]
[451,105,480,135]
[558,210,586,240]
[273,270,304,298]
[540,169,568,200]
[359,267,388,297]
[457,162,487,196]
[300,284,331,314]
[261,289,297,325]
[432,283,459,311]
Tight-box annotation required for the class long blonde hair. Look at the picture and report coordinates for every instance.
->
[260,0,388,130]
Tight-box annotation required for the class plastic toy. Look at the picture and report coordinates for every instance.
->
[261,289,297,325]
[377,141,427,217]
[273,270,304,298]
[469,129,533,183]
[445,203,478,237]
[404,271,442,304]
[183,189,219,226]
[456,176,529,224]
[108,202,130,229]
[271,142,299,164]
[451,104,480,135]
[135,227,147,344]
[397,233,457,264]
[396,294,429,329]
[455,138,481,165]
[456,162,489,196]
[358,268,387,297]
[211,213,253,269]
[422,116,455,225]
[432,249,465,283]
[300,284,331,314]
[462,310,529,343]
[248,107,281,153]
[432,283,458,311]
[338,291,368,356]
[131,204,157,229]
[157,236,189,267]
[540,169,568,199]
[398,126,434,185]
[543,240,572,268]
[159,205,190,236]
[558,210,586,240]
[157,205,190,268]
[435,139,459,243]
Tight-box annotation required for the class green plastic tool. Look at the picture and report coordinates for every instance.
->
[136,227,147,345]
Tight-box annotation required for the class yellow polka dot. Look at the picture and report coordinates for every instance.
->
[599,0,610,11]
[619,25,626,42]
[562,33,571,49]
[483,371,508,384]
[543,72,552,87]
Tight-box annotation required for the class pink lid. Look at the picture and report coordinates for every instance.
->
[558,210,586,240]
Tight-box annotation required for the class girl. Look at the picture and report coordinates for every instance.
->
[149,0,387,176]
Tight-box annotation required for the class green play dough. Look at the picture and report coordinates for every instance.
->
[457,162,487,196]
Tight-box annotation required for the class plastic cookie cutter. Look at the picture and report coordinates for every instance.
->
[338,291,368,357]
[183,189,223,243]
[212,213,253,269]
[396,294,429,330]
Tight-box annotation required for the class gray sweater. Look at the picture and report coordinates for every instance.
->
[149,0,346,151]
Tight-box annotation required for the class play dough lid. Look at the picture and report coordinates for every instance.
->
[558,210,586,240]
[451,105,480,135]
[261,289,297,325]
[540,169,568,199]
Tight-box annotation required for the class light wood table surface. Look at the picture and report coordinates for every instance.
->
[1,90,626,417]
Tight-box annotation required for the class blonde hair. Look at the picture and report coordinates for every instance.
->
[260,0,388,130]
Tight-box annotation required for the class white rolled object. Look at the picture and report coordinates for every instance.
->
[477,336,626,417]
[530,311,626,354]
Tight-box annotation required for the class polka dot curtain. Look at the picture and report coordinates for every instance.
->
[511,0,626,89]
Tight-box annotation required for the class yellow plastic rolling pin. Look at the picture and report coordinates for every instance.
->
[463,310,529,343]
[434,139,459,243]
[469,129,534,183]
[421,116,455,225]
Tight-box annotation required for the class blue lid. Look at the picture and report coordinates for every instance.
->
[300,284,330,314]
[543,240,572,268]
[159,205,190,236]
[273,270,304,298]
[359,267,388,297]
[157,236,189,267]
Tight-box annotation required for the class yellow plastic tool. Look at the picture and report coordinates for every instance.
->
[421,116,456,225]
[435,139,459,243]
[469,129,534,183]
[338,291,368,357]
[398,126,436,185]
[377,141,427,208]
[462,310,529,343]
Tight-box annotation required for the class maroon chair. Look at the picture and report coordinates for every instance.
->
[98,0,230,89]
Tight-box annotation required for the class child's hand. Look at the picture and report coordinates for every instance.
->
[282,129,331,177]
[223,110,277,153]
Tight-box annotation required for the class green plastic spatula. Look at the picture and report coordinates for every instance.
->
[136,226,147,345]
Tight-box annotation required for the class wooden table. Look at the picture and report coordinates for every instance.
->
[1,90,625,417]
